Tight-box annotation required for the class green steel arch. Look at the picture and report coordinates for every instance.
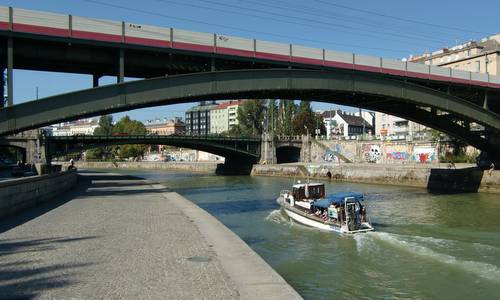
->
[1,69,499,154]
[47,135,261,162]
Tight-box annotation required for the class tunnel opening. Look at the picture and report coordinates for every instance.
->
[276,146,301,164]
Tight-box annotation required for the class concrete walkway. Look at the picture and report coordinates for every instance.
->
[0,171,301,299]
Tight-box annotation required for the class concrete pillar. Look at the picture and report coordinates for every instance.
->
[118,49,124,83]
[211,58,216,72]
[93,74,100,88]
[259,133,276,164]
[300,135,311,163]
[483,92,489,110]
[0,66,4,108]
[7,37,13,106]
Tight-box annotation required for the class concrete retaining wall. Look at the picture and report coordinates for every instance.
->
[0,170,78,218]
[252,163,500,194]
[57,161,219,173]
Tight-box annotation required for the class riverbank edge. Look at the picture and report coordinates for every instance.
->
[251,163,500,194]
[57,161,218,173]
[144,178,302,299]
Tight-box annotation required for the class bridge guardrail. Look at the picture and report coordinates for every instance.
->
[1,6,500,89]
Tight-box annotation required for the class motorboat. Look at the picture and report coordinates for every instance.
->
[276,181,374,234]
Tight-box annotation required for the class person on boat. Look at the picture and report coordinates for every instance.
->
[360,205,367,223]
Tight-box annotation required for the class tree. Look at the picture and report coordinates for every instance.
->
[93,115,113,135]
[276,100,297,136]
[86,115,114,160]
[113,116,148,159]
[292,101,326,136]
[234,100,266,136]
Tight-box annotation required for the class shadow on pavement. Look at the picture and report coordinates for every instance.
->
[0,171,163,234]
[0,177,91,235]
[0,236,98,299]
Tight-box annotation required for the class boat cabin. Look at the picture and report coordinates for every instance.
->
[292,182,325,201]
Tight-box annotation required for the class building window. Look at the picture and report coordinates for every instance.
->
[475,61,480,73]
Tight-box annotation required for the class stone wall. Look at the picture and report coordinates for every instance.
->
[0,170,78,218]
[251,163,500,194]
[310,139,439,164]
[58,161,219,173]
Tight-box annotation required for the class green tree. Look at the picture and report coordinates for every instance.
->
[234,100,266,136]
[86,115,114,160]
[93,115,113,135]
[113,116,148,159]
[276,100,297,136]
[292,101,326,136]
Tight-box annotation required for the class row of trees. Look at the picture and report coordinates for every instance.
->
[229,100,326,137]
[86,115,148,160]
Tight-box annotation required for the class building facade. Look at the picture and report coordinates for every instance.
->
[388,33,500,140]
[50,118,98,136]
[210,100,244,134]
[322,110,372,139]
[374,112,427,140]
[144,118,185,135]
[185,101,218,135]
[409,34,500,75]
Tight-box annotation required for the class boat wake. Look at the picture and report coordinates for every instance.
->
[265,209,294,226]
[354,231,500,283]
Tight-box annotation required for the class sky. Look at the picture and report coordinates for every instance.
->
[1,0,499,122]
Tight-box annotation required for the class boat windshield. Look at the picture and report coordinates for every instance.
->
[292,184,325,200]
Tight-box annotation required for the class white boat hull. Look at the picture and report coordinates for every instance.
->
[283,207,345,233]
[277,197,374,234]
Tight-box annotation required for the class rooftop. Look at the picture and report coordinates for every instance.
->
[214,100,245,110]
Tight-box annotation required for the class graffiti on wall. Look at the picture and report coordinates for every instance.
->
[386,144,409,161]
[323,149,337,162]
[363,144,381,163]
[413,146,436,163]
[335,143,356,162]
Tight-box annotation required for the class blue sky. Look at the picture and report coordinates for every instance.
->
[1,0,498,122]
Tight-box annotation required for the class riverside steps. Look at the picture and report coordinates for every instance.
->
[0,171,301,299]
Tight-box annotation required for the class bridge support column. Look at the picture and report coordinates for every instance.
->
[0,66,4,108]
[483,92,489,110]
[260,133,276,164]
[216,157,255,175]
[7,37,13,106]
[118,49,124,83]
[93,74,100,88]
[300,135,312,163]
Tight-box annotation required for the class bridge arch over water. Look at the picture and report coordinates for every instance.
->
[0,69,499,156]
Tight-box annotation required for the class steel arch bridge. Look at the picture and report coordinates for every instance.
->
[1,69,499,156]
[47,134,261,162]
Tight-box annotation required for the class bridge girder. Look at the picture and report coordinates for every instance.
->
[47,135,261,163]
[0,69,499,155]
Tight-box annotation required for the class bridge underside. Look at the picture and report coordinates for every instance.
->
[47,136,260,175]
[1,69,499,156]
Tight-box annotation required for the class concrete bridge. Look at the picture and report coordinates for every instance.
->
[0,6,498,160]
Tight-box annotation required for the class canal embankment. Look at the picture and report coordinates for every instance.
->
[57,161,219,173]
[0,171,301,299]
[56,160,500,193]
[251,163,500,194]
[0,170,78,218]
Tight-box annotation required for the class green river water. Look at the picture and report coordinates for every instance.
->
[119,169,500,299]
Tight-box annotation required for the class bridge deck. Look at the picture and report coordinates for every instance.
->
[0,171,299,299]
[0,6,499,89]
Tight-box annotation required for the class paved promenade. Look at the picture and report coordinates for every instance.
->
[0,171,300,299]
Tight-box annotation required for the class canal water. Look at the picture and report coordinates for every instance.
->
[119,169,500,299]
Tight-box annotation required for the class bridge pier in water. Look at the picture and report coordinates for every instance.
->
[216,157,256,175]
